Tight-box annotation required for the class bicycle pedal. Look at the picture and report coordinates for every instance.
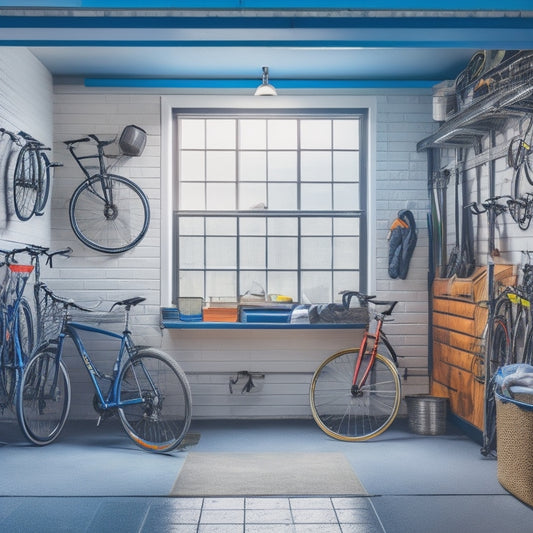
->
[96,416,103,427]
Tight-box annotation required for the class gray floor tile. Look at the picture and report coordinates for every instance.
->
[245,525,295,533]
[203,497,245,509]
[290,497,334,509]
[198,525,244,533]
[291,508,339,524]
[245,497,291,510]
[332,498,374,510]
[340,524,385,533]
[246,508,293,524]
[335,508,381,524]
[200,509,245,524]
[294,524,342,533]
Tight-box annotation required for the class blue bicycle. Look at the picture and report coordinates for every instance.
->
[0,253,34,411]
[16,288,192,452]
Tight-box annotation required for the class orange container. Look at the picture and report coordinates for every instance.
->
[202,307,238,322]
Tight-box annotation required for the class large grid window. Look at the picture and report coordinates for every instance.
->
[174,111,367,304]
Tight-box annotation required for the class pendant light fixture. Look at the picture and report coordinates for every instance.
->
[254,66,277,96]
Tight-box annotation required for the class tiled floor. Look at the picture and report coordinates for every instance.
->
[0,496,383,533]
[1,417,532,532]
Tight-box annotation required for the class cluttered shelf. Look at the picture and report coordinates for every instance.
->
[160,302,368,330]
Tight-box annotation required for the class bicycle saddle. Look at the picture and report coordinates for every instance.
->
[110,297,146,311]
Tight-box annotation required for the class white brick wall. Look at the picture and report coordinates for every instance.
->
[0,47,53,242]
[47,88,432,419]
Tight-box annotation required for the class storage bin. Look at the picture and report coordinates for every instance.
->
[177,297,203,321]
[202,307,238,322]
[405,395,448,435]
[495,372,533,506]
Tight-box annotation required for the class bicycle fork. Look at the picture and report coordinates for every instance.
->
[351,321,384,396]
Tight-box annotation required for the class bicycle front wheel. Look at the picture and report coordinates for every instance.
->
[69,174,150,254]
[310,349,401,441]
[13,145,39,221]
[117,348,192,453]
[16,347,71,445]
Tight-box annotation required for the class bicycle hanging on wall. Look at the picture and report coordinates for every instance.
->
[64,126,150,254]
[0,128,60,221]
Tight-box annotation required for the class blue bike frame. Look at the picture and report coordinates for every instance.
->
[55,320,145,411]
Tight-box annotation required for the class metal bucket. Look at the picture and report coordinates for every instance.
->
[405,395,448,435]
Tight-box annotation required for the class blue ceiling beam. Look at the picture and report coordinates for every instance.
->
[0,1,530,9]
[84,78,437,88]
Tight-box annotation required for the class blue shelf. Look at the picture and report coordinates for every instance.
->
[161,319,365,329]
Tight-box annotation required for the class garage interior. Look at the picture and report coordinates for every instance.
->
[2,2,533,532]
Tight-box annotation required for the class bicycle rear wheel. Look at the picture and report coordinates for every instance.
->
[117,348,192,452]
[69,174,150,254]
[35,151,51,214]
[310,349,401,441]
[17,297,34,363]
[16,347,71,445]
[13,145,39,221]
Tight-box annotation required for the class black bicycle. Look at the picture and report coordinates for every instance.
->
[0,129,58,221]
[64,134,150,254]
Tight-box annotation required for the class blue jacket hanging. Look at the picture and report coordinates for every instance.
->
[388,209,417,280]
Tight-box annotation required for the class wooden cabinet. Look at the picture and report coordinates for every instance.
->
[431,265,513,430]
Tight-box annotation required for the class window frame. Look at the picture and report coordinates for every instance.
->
[160,95,377,309]
[172,108,368,304]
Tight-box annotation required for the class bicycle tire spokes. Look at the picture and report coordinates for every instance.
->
[310,349,401,441]
[118,349,191,452]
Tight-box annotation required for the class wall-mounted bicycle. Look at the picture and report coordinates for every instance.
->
[64,128,150,254]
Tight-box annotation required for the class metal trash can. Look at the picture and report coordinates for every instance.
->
[405,395,448,435]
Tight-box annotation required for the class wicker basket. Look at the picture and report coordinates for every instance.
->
[496,391,533,506]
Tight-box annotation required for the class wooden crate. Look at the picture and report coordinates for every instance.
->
[433,264,514,302]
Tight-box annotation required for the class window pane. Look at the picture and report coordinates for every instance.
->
[301,217,332,236]
[206,271,237,299]
[180,151,205,181]
[301,271,332,304]
[239,182,267,210]
[334,217,359,235]
[268,119,297,149]
[206,119,235,149]
[333,151,359,182]
[268,151,297,181]
[180,119,204,149]
[179,216,204,235]
[206,183,236,210]
[268,183,297,210]
[206,217,236,235]
[239,119,266,149]
[334,183,359,210]
[268,237,298,269]
[267,271,297,301]
[301,151,332,182]
[240,273,267,299]
[206,151,236,181]
[301,237,331,268]
[301,119,332,149]
[179,236,204,268]
[240,217,266,235]
[268,217,298,235]
[333,119,359,150]
[334,271,359,298]
[301,183,331,210]
[179,183,205,210]
[240,237,266,269]
[179,271,204,298]
[334,236,359,269]
[239,151,266,181]
[206,236,236,268]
